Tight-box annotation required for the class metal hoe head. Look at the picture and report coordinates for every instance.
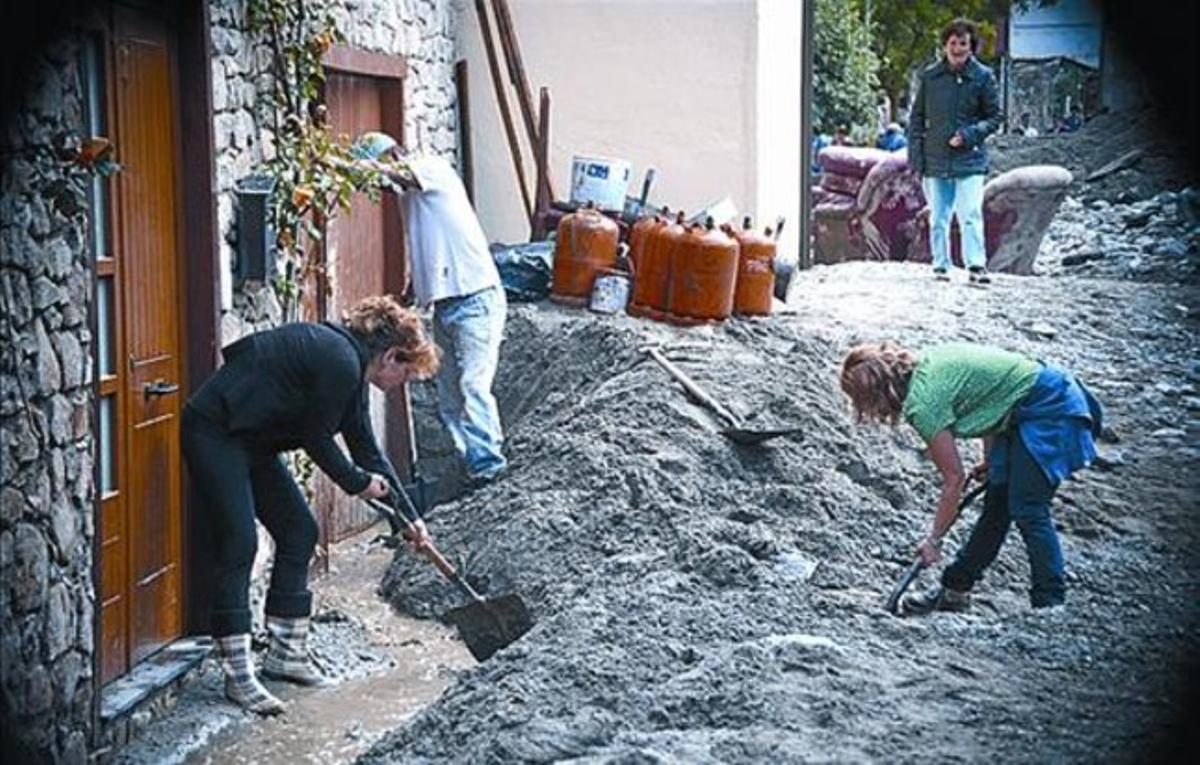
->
[721,426,804,446]
[445,593,535,662]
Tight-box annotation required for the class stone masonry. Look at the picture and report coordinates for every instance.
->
[0,37,96,765]
[211,0,463,343]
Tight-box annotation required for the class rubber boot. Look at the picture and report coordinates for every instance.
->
[215,634,286,715]
[261,615,333,687]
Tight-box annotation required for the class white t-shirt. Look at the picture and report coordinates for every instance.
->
[400,155,500,306]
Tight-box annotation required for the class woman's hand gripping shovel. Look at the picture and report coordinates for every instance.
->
[364,489,533,661]
[884,479,988,615]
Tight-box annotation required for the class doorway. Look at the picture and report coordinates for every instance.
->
[91,5,186,684]
[314,49,415,554]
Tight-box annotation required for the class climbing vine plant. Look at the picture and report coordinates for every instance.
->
[247,0,394,319]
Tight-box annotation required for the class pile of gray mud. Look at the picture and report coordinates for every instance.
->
[366,262,1198,763]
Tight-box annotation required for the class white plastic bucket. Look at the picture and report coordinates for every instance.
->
[570,155,631,212]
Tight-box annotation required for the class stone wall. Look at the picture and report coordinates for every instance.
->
[210,0,463,344]
[0,38,95,765]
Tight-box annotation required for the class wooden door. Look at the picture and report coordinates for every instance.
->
[317,67,410,546]
[97,7,185,682]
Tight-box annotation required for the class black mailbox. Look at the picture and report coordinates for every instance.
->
[234,174,277,284]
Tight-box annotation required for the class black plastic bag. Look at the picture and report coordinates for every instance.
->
[490,241,554,302]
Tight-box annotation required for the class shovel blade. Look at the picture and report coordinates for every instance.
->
[721,427,804,446]
[445,593,534,662]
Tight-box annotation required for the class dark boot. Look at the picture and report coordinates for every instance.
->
[900,584,971,616]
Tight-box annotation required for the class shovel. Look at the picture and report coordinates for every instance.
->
[644,346,803,446]
[364,492,533,661]
[884,480,988,615]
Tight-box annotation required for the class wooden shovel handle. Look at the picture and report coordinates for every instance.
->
[645,347,739,427]
[419,542,458,580]
[365,496,482,601]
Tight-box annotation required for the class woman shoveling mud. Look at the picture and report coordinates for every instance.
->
[839,342,1104,614]
[182,296,438,714]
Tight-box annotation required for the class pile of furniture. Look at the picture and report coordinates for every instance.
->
[812,146,1073,275]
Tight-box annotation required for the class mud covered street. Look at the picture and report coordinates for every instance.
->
[110,537,473,764]
[364,254,1199,762]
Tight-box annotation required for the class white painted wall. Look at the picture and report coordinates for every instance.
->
[459,0,801,263]
[755,0,801,261]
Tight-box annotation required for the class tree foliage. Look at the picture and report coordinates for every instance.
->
[862,0,1051,120]
[248,0,396,320]
[813,0,880,135]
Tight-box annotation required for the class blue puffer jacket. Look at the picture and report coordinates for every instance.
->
[907,56,1003,178]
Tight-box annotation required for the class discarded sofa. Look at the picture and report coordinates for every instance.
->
[812,145,1073,274]
[812,146,894,265]
[908,164,1075,274]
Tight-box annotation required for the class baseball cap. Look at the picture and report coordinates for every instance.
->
[351,131,399,161]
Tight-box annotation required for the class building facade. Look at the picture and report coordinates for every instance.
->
[460,0,803,266]
[0,1,462,760]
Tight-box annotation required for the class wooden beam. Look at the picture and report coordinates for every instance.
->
[474,0,532,220]
[532,86,552,240]
[455,59,475,204]
[490,0,555,201]
[178,0,220,639]
[323,44,407,79]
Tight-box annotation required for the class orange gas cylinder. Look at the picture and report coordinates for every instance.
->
[629,207,668,273]
[732,216,776,316]
[551,203,620,306]
[666,217,739,325]
[629,210,686,320]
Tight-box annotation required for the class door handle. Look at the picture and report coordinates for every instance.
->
[143,380,180,398]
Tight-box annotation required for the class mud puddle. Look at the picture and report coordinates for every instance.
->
[114,532,474,765]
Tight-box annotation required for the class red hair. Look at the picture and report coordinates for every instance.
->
[839,342,917,426]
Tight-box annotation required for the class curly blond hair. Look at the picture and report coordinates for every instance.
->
[342,295,439,377]
[840,342,917,426]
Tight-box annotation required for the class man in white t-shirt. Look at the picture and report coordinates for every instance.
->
[352,132,508,484]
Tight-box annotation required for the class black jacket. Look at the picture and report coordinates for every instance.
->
[907,56,1003,178]
[187,322,402,497]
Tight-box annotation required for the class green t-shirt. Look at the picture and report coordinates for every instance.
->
[902,343,1040,444]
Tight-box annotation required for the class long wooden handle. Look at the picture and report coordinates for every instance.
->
[365,496,484,603]
[645,347,739,427]
[422,542,486,604]
[417,542,455,579]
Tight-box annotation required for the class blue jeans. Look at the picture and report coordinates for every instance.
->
[432,285,507,478]
[923,175,986,271]
[941,433,1066,607]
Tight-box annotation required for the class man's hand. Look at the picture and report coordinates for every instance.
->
[357,473,390,500]
[401,518,432,552]
[948,132,965,148]
[916,536,943,566]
